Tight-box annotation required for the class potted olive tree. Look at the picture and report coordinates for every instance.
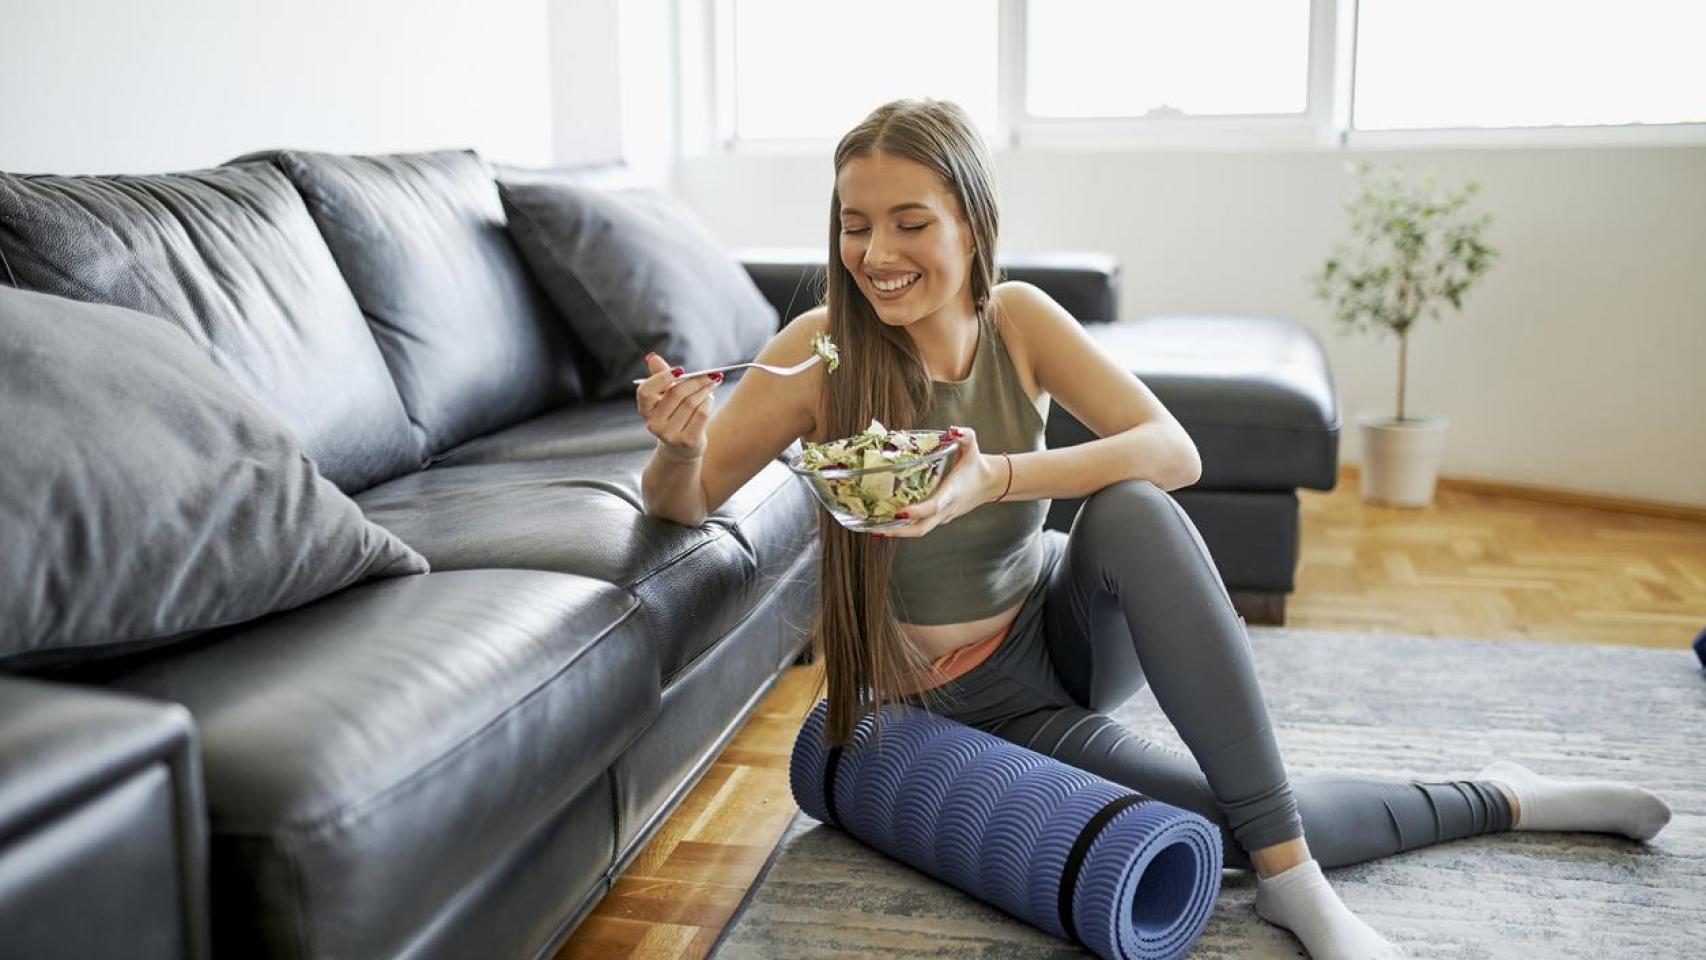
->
[1310,161,1498,507]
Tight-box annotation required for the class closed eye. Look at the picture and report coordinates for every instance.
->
[841,224,929,235]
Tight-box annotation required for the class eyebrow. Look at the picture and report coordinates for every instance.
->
[840,202,932,216]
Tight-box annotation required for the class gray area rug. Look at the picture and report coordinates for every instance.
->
[708,628,1706,958]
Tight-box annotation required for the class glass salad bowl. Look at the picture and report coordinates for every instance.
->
[784,421,961,532]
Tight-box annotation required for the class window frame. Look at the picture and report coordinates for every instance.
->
[690,0,1706,155]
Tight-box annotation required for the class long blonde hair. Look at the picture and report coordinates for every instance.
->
[804,98,1002,746]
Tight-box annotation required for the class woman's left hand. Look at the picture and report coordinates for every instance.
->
[876,426,1000,539]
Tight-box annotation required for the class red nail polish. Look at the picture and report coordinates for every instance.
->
[896,511,909,519]
[671,366,684,376]
[709,371,724,382]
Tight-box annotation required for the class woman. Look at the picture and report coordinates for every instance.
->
[635,99,1671,960]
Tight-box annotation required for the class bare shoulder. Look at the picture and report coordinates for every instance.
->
[990,279,1176,444]
[992,280,1072,335]
[762,305,830,374]
[781,305,830,343]
[991,280,1068,405]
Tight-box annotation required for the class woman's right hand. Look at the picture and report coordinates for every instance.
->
[637,352,722,461]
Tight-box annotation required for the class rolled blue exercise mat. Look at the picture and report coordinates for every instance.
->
[789,699,1223,960]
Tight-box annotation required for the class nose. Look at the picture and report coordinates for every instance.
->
[864,228,899,269]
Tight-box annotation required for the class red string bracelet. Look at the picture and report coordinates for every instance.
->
[993,452,1013,502]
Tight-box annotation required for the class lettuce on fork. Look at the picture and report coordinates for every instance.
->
[799,419,947,521]
[810,331,840,373]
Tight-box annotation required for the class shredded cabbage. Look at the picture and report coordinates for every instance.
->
[799,419,946,521]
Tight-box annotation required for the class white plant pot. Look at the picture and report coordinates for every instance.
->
[1357,412,1449,507]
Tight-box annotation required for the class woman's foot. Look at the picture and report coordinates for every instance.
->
[1254,858,1406,959]
[1478,760,1671,840]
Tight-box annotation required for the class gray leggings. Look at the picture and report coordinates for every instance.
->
[901,480,1511,872]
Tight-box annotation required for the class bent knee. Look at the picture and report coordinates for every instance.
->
[1078,479,1174,529]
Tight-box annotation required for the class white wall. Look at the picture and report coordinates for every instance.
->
[675,145,1706,508]
[547,0,622,166]
[541,0,672,181]
[0,0,556,174]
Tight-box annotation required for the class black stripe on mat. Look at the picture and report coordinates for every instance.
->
[822,744,846,828]
[1059,793,1151,946]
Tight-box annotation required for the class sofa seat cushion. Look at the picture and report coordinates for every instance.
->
[356,450,818,680]
[1049,315,1340,491]
[0,162,418,492]
[431,398,656,468]
[431,393,798,470]
[78,569,652,960]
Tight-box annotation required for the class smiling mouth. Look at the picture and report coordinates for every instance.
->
[870,272,921,294]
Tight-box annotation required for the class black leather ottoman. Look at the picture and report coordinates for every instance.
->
[1046,315,1341,623]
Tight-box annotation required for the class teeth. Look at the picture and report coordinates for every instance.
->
[872,273,920,292]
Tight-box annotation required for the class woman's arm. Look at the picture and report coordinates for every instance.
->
[641,446,710,525]
[995,282,1202,499]
[977,420,1200,506]
[640,310,828,525]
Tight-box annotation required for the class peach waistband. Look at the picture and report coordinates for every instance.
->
[899,620,1011,696]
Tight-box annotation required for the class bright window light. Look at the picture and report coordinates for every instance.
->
[730,0,999,141]
[1355,0,1706,130]
[1025,0,1311,119]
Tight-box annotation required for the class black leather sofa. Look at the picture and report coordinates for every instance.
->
[0,150,828,960]
[741,248,1341,624]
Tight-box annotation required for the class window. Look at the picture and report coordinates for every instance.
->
[1353,0,1706,131]
[695,0,1706,151]
[1026,0,1313,119]
[722,0,999,143]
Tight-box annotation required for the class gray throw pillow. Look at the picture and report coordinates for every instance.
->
[497,176,779,400]
[0,285,430,670]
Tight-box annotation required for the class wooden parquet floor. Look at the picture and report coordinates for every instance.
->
[555,477,1706,959]
[1294,476,1706,648]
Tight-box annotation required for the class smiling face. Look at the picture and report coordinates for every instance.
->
[836,150,977,329]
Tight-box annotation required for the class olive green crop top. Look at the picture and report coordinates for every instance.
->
[889,312,1051,625]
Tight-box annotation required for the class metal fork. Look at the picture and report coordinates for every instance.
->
[631,353,820,385]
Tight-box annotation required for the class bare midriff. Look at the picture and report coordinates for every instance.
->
[893,597,1023,696]
[901,595,1024,661]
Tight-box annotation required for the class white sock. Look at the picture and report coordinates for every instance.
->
[1478,759,1672,840]
[1254,858,1405,960]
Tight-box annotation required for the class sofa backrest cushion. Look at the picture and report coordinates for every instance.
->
[0,162,421,493]
[0,285,429,671]
[496,169,779,400]
[237,149,589,456]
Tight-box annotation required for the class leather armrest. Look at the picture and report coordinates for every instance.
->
[0,675,210,960]
[737,247,1122,325]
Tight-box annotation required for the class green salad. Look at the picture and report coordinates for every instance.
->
[798,419,948,522]
[810,331,840,373]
